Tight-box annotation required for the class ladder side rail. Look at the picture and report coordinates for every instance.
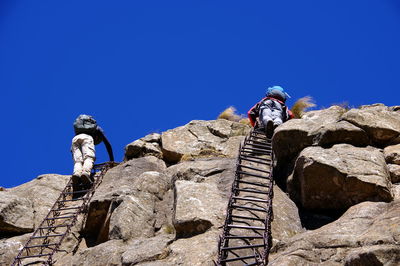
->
[12,179,74,265]
[45,162,111,265]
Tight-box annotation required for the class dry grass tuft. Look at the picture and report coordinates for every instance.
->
[218,106,244,122]
[239,118,251,126]
[291,96,316,118]
[331,101,351,110]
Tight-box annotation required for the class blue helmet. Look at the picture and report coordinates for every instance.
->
[266,86,291,102]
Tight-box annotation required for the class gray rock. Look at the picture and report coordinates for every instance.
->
[70,239,126,266]
[9,174,70,229]
[269,201,400,265]
[132,171,172,200]
[271,186,304,243]
[342,104,400,145]
[84,157,166,245]
[121,235,173,265]
[173,180,225,238]
[384,144,400,164]
[166,230,219,266]
[166,158,235,184]
[125,133,162,160]
[273,106,369,167]
[289,144,392,210]
[0,233,30,265]
[0,193,33,235]
[91,156,167,201]
[388,164,400,183]
[109,193,156,241]
[161,120,250,163]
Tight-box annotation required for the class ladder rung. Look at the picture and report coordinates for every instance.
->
[225,235,264,239]
[220,255,257,263]
[231,204,267,212]
[38,225,69,230]
[63,189,91,194]
[222,244,265,251]
[32,234,64,239]
[237,180,269,188]
[237,171,269,179]
[227,224,265,230]
[239,157,270,165]
[235,188,269,195]
[231,215,265,222]
[242,147,271,153]
[241,150,271,156]
[250,135,269,141]
[247,139,270,146]
[51,206,81,212]
[17,253,52,259]
[25,243,57,249]
[233,196,268,203]
[58,198,86,203]
[238,164,270,174]
[240,154,271,161]
[45,215,75,220]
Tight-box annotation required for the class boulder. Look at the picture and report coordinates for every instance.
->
[289,144,392,210]
[84,156,167,245]
[342,104,400,145]
[166,158,235,185]
[311,120,370,148]
[161,120,250,163]
[273,106,369,166]
[0,193,33,236]
[271,185,304,243]
[173,180,225,238]
[9,174,70,229]
[393,184,400,200]
[0,233,30,265]
[70,240,126,266]
[388,164,400,183]
[121,235,173,265]
[132,171,172,200]
[165,230,219,266]
[269,201,400,265]
[91,156,167,200]
[125,133,162,160]
[109,193,156,241]
[384,144,400,164]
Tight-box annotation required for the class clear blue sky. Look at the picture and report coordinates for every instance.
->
[1,0,400,188]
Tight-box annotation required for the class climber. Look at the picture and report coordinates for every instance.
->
[248,86,294,138]
[71,114,114,187]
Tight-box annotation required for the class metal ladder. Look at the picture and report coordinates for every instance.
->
[12,162,117,266]
[217,128,274,265]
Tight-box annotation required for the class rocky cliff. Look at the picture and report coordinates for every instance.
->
[1,104,400,265]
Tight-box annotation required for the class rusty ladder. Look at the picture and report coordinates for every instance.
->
[217,128,274,266]
[12,162,117,266]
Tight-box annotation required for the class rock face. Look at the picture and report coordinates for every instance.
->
[0,193,33,236]
[269,201,400,265]
[160,119,250,163]
[173,180,224,238]
[290,144,392,210]
[342,104,400,145]
[2,110,400,265]
[273,106,370,165]
[125,133,163,160]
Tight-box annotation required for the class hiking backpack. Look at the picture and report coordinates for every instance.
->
[73,114,98,135]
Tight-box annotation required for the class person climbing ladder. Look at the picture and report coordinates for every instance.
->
[248,85,294,138]
[71,114,114,188]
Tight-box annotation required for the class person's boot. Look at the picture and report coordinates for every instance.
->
[266,120,274,139]
[81,172,93,189]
